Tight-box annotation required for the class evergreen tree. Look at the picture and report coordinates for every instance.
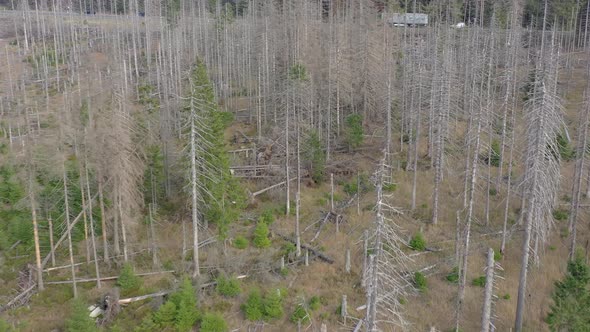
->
[65,298,98,332]
[185,60,245,238]
[0,165,24,205]
[242,290,264,321]
[200,313,228,332]
[116,263,142,295]
[253,222,271,248]
[303,131,326,183]
[152,301,177,327]
[547,256,590,331]
[262,290,284,320]
[169,277,200,331]
[344,114,364,151]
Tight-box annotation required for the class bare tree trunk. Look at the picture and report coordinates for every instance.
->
[190,113,200,278]
[85,160,101,289]
[48,217,55,267]
[97,172,109,265]
[569,64,590,259]
[285,100,290,216]
[481,248,495,332]
[331,173,335,212]
[63,162,77,298]
[149,204,159,268]
[29,171,44,291]
[118,192,129,262]
[79,161,91,264]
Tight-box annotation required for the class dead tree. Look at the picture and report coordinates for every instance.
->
[481,248,495,332]
[365,152,412,331]
[515,9,564,330]
[568,61,590,260]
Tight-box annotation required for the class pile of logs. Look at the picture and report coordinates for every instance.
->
[0,264,36,313]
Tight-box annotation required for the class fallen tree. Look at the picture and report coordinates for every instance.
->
[276,233,334,264]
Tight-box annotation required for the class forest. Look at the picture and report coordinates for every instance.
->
[1,0,590,331]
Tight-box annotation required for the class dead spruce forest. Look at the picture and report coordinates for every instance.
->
[2,0,590,331]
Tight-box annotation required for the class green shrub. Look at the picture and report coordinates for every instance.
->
[216,276,241,297]
[281,242,296,256]
[200,313,228,332]
[489,139,501,167]
[279,267,289,276]
[153,301,177,326]
[494,250,503,261]
[343,174,373,196]
[253,222,271,248]
[134,316,159,332]
[547,255,590,331]
[263,290,284,320]
[446,267,459,283]
[304,131,326,183]
[344,114,364,150]
[116,263,142,294]
[290,304,310,324]
[65,298,98,332]
[289,63,308,81]
[0,319,14,332]
[556,133,575,161]
[383,183,397,192]
[414,272,427,292]
[169,277,200,332]
[0,166,24,206]
[259,208,275,225]
[242,290,264,321]
[489,187,497,196]
[409,232,426,251]
[233,235,249,249]
[343,182,358,196]
[503,293,511,300]
[553,209,569,221]
[241,289,284,321]
[472,276,486,287]
[309,296,321,311]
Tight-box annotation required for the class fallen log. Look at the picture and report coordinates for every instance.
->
[0,285,36,313]
[251,178,297,198]
[277,234,334,264]
[200,274,248,289]
[45,270,175,285]
[309,194,355,242]
[8,240,21,251]
[118,290,171,305]
[311,211,335,242]
[117,275,249,305]
[353,319,364,332]
[44,262,84,272]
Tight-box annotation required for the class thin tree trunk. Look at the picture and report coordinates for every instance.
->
[85,160,101,289]
[481,248,495,332]
[29,172,44,291]
[190,113,200,278]
[63,162,77,298]
[48,217,55,267]
[97,172,109,265]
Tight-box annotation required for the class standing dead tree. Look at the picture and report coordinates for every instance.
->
[568,60,590,260]
[365,151,412,331]
[515,14,564,330]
